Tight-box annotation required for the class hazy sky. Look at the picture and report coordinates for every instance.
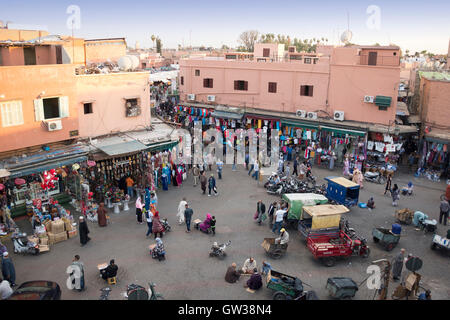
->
[1,0,449,53]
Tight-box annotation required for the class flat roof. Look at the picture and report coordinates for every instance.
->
[303,204,350,216]
[328,177,359,188]
[85,38,126,42]
[282,193,328,202]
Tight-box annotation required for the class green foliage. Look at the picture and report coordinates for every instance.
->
[156,37,162,53]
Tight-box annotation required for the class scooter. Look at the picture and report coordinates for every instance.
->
[209,240,231,259]
[364,171,386,184]
[99,287,111,300]
[161,218,171,232]
[11,229,39,255]
[125,282,164,300]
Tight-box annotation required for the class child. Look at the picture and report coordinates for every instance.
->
[210,216,216,235]
[367,197,375,210]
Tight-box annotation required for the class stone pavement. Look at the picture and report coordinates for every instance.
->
[5,164,450,300]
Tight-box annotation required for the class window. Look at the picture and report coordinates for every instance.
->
[268,82,277,93]
[263,48,270,57]
[24,47,36,65]
[368,52,378,66]
[313,58,319,64]
[288,47,295,53]
[34,96,69,121]
[180,76,184,85]
[125,98,141,117]
[234,80,248,91]
[393,52,397,56]
[300,85,314,97]
[83,103,93,114]
[0,100,24,127]
[203,78,213,88]
[290,55,302,60]
[304,58,312,64]
[195,69,200,76]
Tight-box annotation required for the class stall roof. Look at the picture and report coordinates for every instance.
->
[303,204,350,217]
[96,140,148,156]
[282,193,328,202]
[326,177,359,188]
[211,110,244,120]
[425,129,450,144]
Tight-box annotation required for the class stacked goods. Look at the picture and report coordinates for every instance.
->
[47,232,56,245]
[54,232,68,243]
[62,218,74,232]
[27,236,39,245]
[395,208,414,225]
[38,244,50,252]
[48,219,67,244]
[67,229,78,239]
[44,220,52,233]
[39,236,49,246]
[51,220,65,234]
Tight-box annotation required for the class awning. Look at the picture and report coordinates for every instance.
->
[146,140,179,152]
[211,110,244,120]
[245,113,280,121]
[375,96,392,107]
[425,129,450,144]
[9,155,88,178]
[0,169,11,178]
[96,140,148,157]
[320,125,366,137]
[281,119,319,130]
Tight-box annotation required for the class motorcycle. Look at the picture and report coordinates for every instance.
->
[161,218,171,232]
[99,287,111,300]
[12,229,39,255]
[364,171,386,184]
[264,172,281,188]
[125,282,164,300]
[209,240,231,259]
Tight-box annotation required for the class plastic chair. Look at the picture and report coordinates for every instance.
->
[107,277,117,285]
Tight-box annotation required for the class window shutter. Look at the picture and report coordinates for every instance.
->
[234,81,238,90]
[309,86,314,97]
[59,96,70,118]
[300,86,305,96]
[12,101,24,126]
[244,81,248,91]
[34,99,44,121]
[203,79,207,87]
[210,79,213,88]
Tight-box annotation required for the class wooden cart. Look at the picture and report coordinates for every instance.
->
[262,238,288,259]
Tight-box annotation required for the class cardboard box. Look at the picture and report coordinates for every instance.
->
[54,231,67,243]
[67,229,78,239]
[39,237,49,245]
[47,232,56,245]
[38,245,50,252]
[44,220,52,233]
[51,220,65,234]
[27,236,39,244]
[62,218,74,231]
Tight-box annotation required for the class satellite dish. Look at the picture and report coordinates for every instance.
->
[340,30,353,44]
[118,56,132,71]
[129,55,140,70]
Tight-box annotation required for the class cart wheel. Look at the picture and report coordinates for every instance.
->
[386,243,395,252]
[322,257,336,267]
[430,243,437,250]
[269,249,284,260]
[273,291,287,300]
[373,237,380,243]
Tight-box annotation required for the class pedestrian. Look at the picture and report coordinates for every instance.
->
[144,208,153,238]
[272,206,286,235]
[200,171,207,195]
[267,201,277,228]
[1,252,15,287]
[135,195,144,224]
[278,157,284,174]
[245,153,250,170]
[367,197,376,210]
[392,248,405,281]
[329,153,336,171]
[384,174,392,195]
[293,158,299,176]
[210,215,216,235]
[152,211,164,238]
[261,261,272,276]
[125,175,134,198]
[418,290,432,300]
[255,200,266,225]
[0,276,13,299]
[79,216,90,246]
[247,157,254,176]
[192,165,200,187]
[177,198,187,225]
[285,162,291,177]
[184,203,194,233]
[150,191,158,208]
[97,203,107,227]
[251,160,259,181]
[70,255,85,291]
[241,257,257,274]
[208,174,218,196]
[439,198,449,226]
[225,263,241,284]
[216,159,223,179]
[176,166,183,187]
[391,184,400,207]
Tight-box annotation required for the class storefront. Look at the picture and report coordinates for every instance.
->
[418,131,449,180]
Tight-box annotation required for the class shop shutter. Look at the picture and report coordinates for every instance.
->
[34,99,44,121]
[59,96,70,118]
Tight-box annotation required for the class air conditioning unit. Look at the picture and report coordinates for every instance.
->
[187,94,196,101]
[296,110,307,118]
[364,95,374,103]
[334,111,345,121]
[207,95,215,102]
[45,120,62,131]
[307,112,317,120]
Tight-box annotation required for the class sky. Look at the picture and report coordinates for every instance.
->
[1,0,449,53]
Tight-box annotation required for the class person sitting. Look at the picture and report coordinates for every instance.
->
[198,213,212,234]
[275,228,289,245]
[100,259,118,280]
[245,268,263,290]
[210,216,216,235]
[401,182,414,196]
[367,197,376,210]
[225,263,241,284]
[152,238,165,261]
[241,257,257,274]
[418,289,431,300]
[261,261,272,276]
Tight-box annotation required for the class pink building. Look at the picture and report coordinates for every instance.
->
[179,44,400,126]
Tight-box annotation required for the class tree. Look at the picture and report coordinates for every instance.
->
[238,30,259,52]
[151,34,156,50]
[156,37,162,54]
[221,44,230,50]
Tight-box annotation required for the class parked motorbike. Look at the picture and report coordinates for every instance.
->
[161,218,171,232]
[125,282,164,300]
[209,240,231,259]
[364,171,386,184]
[99,287,111,300]
[12,229,39,255]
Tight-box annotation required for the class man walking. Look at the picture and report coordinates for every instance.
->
[293,158,299,177]
[70,255,85,291]
[177,198,187,225]
[247,156,254,176]
[216,159,224,180]
[200,172,207,195]
[251,160,259,181]
[439,198,449,226]
[184,203,194,233]
[272,206,286,235]
[392,248,405,281]
[145,208,153,238]
[208,174,218,196]
[1,252,15,287]
[192,165,200,187]
[256,200,266,225]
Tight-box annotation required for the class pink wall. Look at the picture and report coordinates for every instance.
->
[76,72,151,138]
[421,78,450,127]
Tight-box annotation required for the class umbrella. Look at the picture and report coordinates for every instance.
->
[14,178,26,186]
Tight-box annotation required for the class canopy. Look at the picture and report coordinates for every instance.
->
[326,176,359,188]
[303,204,350,217]
[211,110,244,120]
[281,119,318,130]
[9,155,87,178]
[320,126,366,137]
[97,140,148,157]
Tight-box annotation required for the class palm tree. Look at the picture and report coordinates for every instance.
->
[151,34,156,50]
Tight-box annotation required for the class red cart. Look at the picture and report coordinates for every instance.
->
[307,231,370,267]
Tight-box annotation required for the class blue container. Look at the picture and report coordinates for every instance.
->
[392,223,402,235]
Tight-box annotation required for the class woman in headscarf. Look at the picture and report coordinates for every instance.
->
[392,184,400,207]
[97,203,107,227]
[152,237,166,261]
[152,211,165,238]
[343,156,350,176]
[79,216,91,246]
[199,213,212,233]
[144,187,151,211]
[135,195,144,224]
[176,166,183,187]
